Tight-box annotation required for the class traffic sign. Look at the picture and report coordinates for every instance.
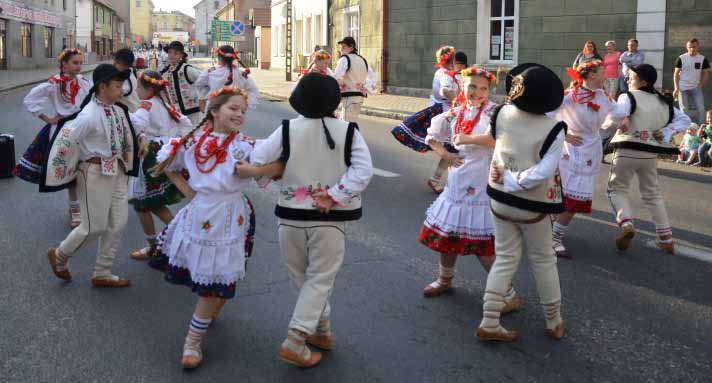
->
[212,20,247,42]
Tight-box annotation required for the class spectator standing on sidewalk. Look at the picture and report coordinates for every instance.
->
[603,41,622,97]
[674,38,710,125]
[619,39,645,92]
[572,40,603,68]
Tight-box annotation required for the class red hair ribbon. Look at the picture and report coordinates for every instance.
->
[435,53,451,68]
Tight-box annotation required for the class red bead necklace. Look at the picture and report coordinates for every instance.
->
[454,104,485,135]
[193,125,237,173]
[571,86,600,112]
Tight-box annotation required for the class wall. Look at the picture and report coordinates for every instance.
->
[131,0,154,44]
[330,0,383,89]
[386,0,476,94]
[664,0,712,110]
[270,0,328,70]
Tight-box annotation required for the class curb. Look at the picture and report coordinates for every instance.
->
[0,64,105,95]
[260,90,412,121]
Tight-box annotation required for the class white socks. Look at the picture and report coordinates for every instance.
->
[282,328,311,360]
[543,301,562,330]
[480,291,507,331]
[55,248,69,272]
[184,314,212,356]
[552,222,568,246]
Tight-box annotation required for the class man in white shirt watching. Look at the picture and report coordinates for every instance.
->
[674,38,710,124]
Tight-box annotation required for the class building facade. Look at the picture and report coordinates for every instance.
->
[152,10,194,40]
[214,0,269,56]
[130,0,154,45]
[270,0,328,71]
[0,0,78,70]
[193,0,229,53]
[76,0,126,62]
[384,0,711,103]
[329,0,384,90]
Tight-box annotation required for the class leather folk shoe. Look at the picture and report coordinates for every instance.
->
[475,326,519,342]
[306,334,333,350]
[656,240,675,254]
[278,345,322,368]
[47,248,72,281]
[501,294,522,316]
[547,321,565,340]
[423,277,453,298]
[90,276,130,288]
[615,225,636,251]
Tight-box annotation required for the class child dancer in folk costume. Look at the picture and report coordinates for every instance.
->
[549,60,618,258]
[391,46,466,194]
[457,64,568,342]
[239,73,373,368]
[44,64,141,287]
[152,87,282,369]
[127,70,193,261]
[419,66,519,313]
[333,36,377,122]
[160,41,202,125]
[195,45,260,112]
[607,64,691,254]
[15,48,92,227]
[308,50,335,77]
[114,48,140,113]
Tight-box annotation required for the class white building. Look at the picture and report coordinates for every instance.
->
[270,0,328,70]
[193,0,230,54]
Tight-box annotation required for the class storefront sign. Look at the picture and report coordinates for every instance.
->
[0,0,60,27]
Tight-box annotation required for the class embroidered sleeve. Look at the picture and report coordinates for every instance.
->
[157,138,187,172]
[129,105,150,135]
[24,82,54,116]
[333,57,348,80]
[242,76,260,108]
[426,109,454,145]
[327,129,373,204]
[250,126,283,166]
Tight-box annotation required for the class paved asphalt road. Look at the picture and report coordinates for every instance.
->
[1,86,711,383]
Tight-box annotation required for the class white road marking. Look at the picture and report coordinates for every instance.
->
[645,240,712,263]
[576,215,712,263]
[372,167,400,178]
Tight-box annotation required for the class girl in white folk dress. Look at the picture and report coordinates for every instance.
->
[418,67,520,314]
[152,87,283,369]
[127,70,193,260]
[16,48,92,227]
[548,60,619,258]
[195,45,260,113]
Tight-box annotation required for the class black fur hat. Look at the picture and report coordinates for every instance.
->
[505,63,564,114]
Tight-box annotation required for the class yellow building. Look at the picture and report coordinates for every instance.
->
[152,10,195,39]
[130,0,155,44]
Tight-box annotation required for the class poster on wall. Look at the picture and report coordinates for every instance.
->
[504,26,514,60]
[491,45,500,57]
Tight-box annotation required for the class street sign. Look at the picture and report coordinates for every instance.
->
[212,20,246,42]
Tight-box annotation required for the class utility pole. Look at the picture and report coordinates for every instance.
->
[285,0,292,81]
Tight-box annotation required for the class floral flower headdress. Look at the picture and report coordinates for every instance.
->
[566,60,602,83]
[435,46,455,68]
[209,86,247,101]
[139,72,169,88]
[460,66,496,82]
[214,47,239,59]
[314,50,331,61]
[58,48,82,62]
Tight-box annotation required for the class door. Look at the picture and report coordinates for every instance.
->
[0,19,7,70]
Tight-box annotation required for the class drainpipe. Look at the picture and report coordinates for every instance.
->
[380,0,388,93]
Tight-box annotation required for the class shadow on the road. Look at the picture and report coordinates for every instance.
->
[658,167,711,183]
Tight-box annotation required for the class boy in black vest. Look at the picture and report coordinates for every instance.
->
[455,63,567,342]
[240,73,373,367]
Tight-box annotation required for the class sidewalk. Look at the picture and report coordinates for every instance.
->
[0,62,109,94]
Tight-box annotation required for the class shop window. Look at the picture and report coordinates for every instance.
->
[44,27,54,58]
[21,23,32,57]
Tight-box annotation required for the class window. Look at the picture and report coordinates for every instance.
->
[44,27,54,58]
[21,23,32,57]
[343,7,360,48]
[214,1,220,10]
[136,0,141,7]
[280,24,286,56]
[315,15,322,45]
[489,0,516,62]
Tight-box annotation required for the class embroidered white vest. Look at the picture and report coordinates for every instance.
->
[609,90,677,154]
[277,117,362,221]
[340,53,368,97]
[488,105,565,220]
[163,62,199,115]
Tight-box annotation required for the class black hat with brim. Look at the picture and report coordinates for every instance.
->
[337,36,357,48]
[289,72,341,118]
[92,63,130,86]
[628,64,657,86]
[505,63,564,114]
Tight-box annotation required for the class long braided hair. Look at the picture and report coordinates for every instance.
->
[139,70,181,123]
[215,45,251,86]
[151,88,248,176]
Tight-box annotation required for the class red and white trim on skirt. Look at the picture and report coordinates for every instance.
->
[418,225,495,257]
[563,195,592,213]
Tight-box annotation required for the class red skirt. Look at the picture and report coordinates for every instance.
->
[563,196,592,213]
[418,225,495,257]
